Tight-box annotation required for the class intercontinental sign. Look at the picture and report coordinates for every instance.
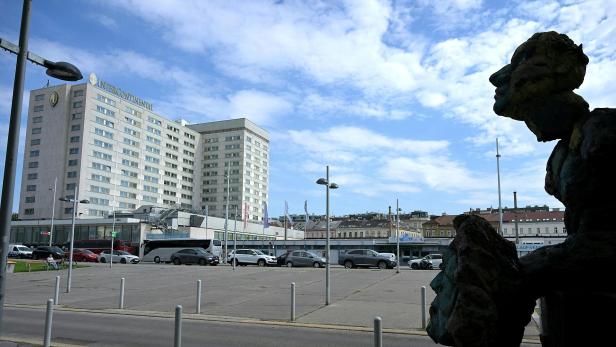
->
[89,73,153,111]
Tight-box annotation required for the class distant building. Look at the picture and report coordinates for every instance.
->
[18,74,269,223]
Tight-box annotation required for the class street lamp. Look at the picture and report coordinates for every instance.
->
[59,187,89,293]
[48,177,57,247]
[0,0,83,331]
[224,165,230,265]
[316,165,339,306]
[396,199,401,274]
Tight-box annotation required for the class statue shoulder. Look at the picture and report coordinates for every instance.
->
[580,108,616,160]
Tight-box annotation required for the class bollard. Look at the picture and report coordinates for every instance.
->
[54,276,60,305]
[196,280,202,314]
[291,282,296,321]
[174,305,182,347]
[119,277,125,309]
[421,286,427,329]
[43,299,54,347]
[27,263,31,272]
[374,316,382,347]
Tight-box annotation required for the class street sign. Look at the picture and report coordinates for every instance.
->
[40,231,49,236]
[111,231,117,237]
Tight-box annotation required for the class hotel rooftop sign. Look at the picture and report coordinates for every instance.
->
[89,73,153,111]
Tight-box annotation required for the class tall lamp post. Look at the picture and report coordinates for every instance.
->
[0,0,82,332]
[224,165,230,264]
[59,188,89,293]
[396,199,400,274]
[48,177,57,246]
[316,165,339,306]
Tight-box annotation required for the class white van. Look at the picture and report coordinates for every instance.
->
[8,244,33,258]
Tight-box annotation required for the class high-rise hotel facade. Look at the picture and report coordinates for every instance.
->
[19,73,269,223]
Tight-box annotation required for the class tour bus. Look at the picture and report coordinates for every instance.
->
[141,239,222,263]
[65,239,137,255]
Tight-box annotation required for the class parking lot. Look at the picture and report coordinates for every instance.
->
[4,263,539,337]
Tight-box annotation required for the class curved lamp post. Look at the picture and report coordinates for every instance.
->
[316,166,339,305]
[0,0,83,332]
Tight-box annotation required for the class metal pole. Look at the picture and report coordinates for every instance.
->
[43,298,53,347]
[196,280,201,314]
[374,316,382,347]
[291,282,296,321]
[496,138,503,236]
[110,209,115,269]
[53,276,60,305]
[66,186,78,293]
[0,0,31,331]
[396,198,400,274]
[514,191,519,245]
[49,177,57,246]
[325,165,330,305]
[421,286,427,329]
[233,206,237,270]
[119,277,125,309]
[174,305,182,347]
[224,168,229,264]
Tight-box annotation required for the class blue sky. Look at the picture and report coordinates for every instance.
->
[1,0,615,218]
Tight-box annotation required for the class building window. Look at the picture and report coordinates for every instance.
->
[90,185,110,194]
[73,90,84,97]
[73,101,82,108]
[120,180,138,189]
[66,183,76,190]
[94,139,112,149]
[120,191,137,199]
[95,128,113,139]
[67,171,77,178]
[34,105,44,112]
[29,150,39,157]
[25,196,35,203]
[64,207,73,214]
[122,159,139,168]
[32,128,42,135]
[92,162,112,172]
[125,106,141,117]
[72,113,82,120]
[33,116,43,123]
[28,161,38,168]
[27,173,38,180]
[34,94,44,101]
[121,169,138,178]
[31,139,41,146]
[24,208,34,215]
[96,116,115,128]
[70,136,80,143]
[91,174,111,183]
[69,148,79,155]
[97,94,116,107]
[26,185,36,191]
[68,159,78,166]
[71,124,81,131]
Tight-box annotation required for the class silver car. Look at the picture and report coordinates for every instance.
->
[285,250,326,268]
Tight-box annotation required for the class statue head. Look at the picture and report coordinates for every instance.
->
[489,32,590,141]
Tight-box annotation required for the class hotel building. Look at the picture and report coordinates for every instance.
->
[18,73,269,223]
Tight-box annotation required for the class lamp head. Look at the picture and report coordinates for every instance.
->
[79,199,90,204]
[44,61,83,81]
[316,178,328,185]
[329,183,339,189]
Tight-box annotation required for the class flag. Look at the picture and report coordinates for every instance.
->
[244,202,249,230]
[304,200,309,225]
[263,202,269,229]
[285,201,294,228]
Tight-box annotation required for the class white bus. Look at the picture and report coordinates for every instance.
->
[142,239,222,263]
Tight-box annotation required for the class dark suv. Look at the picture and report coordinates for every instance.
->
[338,249,397,269]
[170,248,219,266]
[32,246,65,260]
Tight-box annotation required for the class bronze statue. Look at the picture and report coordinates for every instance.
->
[427,32,616,347]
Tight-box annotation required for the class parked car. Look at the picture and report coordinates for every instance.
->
[409,254,443,270]
[170,248,219,266]
[65,248,98,262]
[227,249,277,267]
[378,252,396,262]
[8,244,33,258]
[98,250,140,264]
[338,249,397,269]
[285,250,326,268]
[32,246,64,260]
[276,250,293,266]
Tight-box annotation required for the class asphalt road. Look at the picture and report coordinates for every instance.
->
[3,307,442,347]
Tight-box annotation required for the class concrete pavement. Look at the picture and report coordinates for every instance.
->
[3,263,540,343]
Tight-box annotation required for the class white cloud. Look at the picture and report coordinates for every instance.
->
[91,14,119,31]
[227,90,293,126]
